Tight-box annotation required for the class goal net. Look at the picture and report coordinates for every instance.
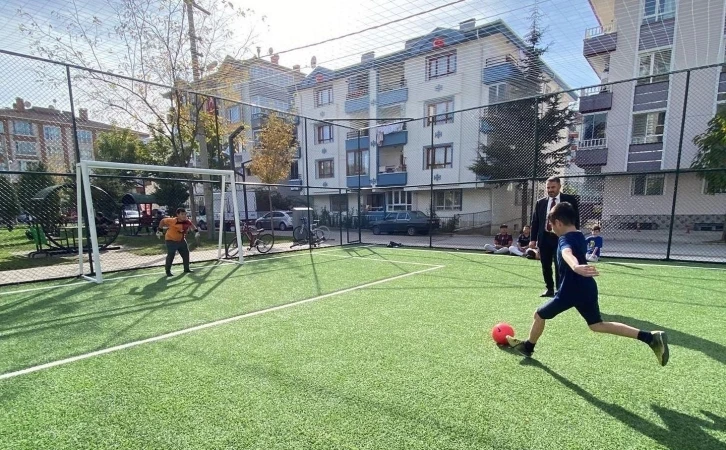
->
[78,161,244,283]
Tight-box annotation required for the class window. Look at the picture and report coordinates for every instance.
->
[489,84,508,103]
[290,161,299,180]
[638,50,671,84]
[316,125,334,144]
[703,179,726,194]
[425,145,453,169]
[226,105,241,123]
[13,121,33,136]
[317,159,334,178]
[43,125,61,141]
[77,130,93,160]
[331,194,348,212]
[387,190,412,211]
[631,174,665,196]
[434,190,462,211]
[76,130,92,143]
[632,112,666,144]
[718,103,726,115]
[315,87,333,106]
[425,99,454,126]
[347,74,369,98]
[580,113,608,146]
[426,51,457,79]
[252,131,262,148]
[644,0,675,22]
[346,150,369,176]
[0,122,4,134]
[15,141,37,156]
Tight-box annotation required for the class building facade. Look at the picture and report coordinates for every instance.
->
[294,19,574,231]
[575,0,726,230]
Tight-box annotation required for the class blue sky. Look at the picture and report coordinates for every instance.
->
[0,0,602,111]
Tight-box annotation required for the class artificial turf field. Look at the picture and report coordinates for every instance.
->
[0,245,724,450]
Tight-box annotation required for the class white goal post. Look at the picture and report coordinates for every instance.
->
[78,161,244,283]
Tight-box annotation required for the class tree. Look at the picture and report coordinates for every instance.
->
[15,163,61,228]
[93,128,151,201]
[0,176,19,228]
[692,111,726,241]
[249,114,297,235]
[154,178,190,216]
[469,10,575,225]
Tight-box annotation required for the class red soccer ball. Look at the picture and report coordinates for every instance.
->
[491,322,515,345]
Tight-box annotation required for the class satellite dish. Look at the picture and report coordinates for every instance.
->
[24,101,31,108]
[311,56,317,68]
[268,47,274,56]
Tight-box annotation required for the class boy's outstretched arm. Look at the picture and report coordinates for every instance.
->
[561,248,599,277]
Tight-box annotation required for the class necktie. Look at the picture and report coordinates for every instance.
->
[546,198,556,232]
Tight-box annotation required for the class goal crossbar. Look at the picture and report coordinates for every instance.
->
[78,161,244,283]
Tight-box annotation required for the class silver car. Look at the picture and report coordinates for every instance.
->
[255,211,293,231]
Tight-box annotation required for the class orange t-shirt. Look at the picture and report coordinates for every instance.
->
[160,218,194,241]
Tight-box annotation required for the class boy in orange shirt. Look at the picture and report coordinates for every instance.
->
[157,208,200,276]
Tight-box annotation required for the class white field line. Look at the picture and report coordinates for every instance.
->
[370,245,726,271]
[0,245,375,297]
[0,262,444,381]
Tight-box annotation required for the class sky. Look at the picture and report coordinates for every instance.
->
[0,0,603,113]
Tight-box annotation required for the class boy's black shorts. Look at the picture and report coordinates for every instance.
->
[536,287,603,325]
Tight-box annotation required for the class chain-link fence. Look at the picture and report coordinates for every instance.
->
[1,50,726,286]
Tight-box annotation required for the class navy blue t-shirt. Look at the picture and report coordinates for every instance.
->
[557,231,597,297]
[585,235,603,257]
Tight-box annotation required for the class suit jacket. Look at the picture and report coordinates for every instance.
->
[530,193,580,245]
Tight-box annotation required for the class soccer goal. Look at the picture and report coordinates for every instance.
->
[78,161,245,283]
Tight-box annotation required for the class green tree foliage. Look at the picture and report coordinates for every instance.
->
[692,110,726,241]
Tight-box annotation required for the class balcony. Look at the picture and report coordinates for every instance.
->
[633,81,669,112]
[583,22,617,57]
[251,112,299,129]
[375,122,408,148]
[579,85,612,113]
[482,54,522,85]
[287,178,302,191]
[377,80,408,106]
[573,138,608,167]
[345,89,370,114]
[346,175,372,188]
[345,129,370,151]
[376,171,407,187]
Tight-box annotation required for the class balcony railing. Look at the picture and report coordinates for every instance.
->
[585,22,617,39]
[578,138,608,149]
[485,54,519,67]
[378,79,407,93]
[346,89,369,99]
[580,85,612,97]
[346,129,370,139]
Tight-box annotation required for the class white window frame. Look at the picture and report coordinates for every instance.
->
[643,0,675,23]
[13,121,33,136]
[631,173,665,196]
[631,111,666,144]
[488,83,508,104]
[14,141,37,157]
[315,87,333,107]
[580,112,608,147]
[43,125,62,141]
[316,124,334,144]
[426,51,457,80]
[386,190,412,211]
[434,189,462,211]
[637,49,671,84]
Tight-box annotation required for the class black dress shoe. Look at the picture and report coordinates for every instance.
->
[540,290,555,297]
[166,272,173,277]
[183,269,193,273]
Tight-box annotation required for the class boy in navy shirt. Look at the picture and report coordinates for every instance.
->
[586,225,603,262]
[506,202,669,366]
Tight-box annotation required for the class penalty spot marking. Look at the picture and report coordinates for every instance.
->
[0,261,444,381]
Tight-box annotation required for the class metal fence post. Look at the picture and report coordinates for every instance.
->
[666,69,691,260]
[429,116,435,248]
[304,118,313,249]
[66,65,95,275]
[530,96,541,222]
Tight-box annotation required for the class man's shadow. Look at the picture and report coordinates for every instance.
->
[603,314,725,365]
[519,357,725,450]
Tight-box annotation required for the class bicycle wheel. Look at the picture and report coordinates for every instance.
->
[293,226,309,242]
[314,229,326,243]
[315,226,330,240]
[226,235,240,258]
[255,233,274,253]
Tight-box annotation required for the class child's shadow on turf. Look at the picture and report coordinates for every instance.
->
[603,314,726,366]
[521,358,725,450]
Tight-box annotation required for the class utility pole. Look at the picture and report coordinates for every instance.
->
[185,0,215,238]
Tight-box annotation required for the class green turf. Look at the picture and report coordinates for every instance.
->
[0,246,725,449]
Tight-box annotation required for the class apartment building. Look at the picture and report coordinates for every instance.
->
[198,55,305,193]
[0,97,146,173]
[575,0,726,230]
[294,19,574,230]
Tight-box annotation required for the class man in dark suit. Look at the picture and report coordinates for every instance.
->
[529,176,580,297]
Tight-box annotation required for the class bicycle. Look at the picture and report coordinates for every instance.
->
[292,216,330,247]
[226,222,275,257]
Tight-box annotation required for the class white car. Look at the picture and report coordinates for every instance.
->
[255,211,293,231]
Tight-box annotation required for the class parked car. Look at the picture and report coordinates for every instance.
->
[121,205,140,223]
[255,211,293,231]
[17,212,34,223]
[370,211,440,236]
